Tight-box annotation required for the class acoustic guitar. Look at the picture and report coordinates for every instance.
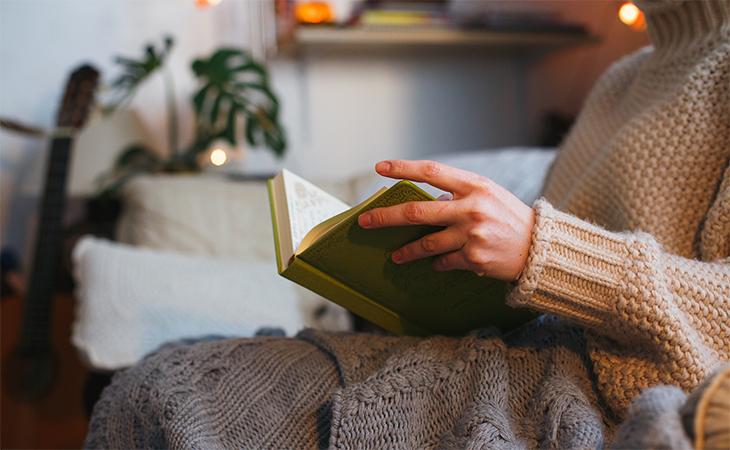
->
[1,64,99,448]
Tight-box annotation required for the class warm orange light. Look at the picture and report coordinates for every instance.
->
[619,2,646,31]
[196,0,222,8]
[295,2,333,24]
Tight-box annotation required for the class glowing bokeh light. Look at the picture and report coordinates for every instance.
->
[619,2,645,30]
[619,2,640,24]
[196,0,222,8]
[210,149,227,166]
[295,2,333,24]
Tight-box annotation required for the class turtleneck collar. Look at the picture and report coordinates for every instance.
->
[635,0,730,51]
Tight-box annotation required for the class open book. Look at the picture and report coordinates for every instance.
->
[268,169,536,336]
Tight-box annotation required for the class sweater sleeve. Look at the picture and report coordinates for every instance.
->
[507,199,730,381]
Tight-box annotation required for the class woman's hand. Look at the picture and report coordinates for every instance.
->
[357,160,535,282]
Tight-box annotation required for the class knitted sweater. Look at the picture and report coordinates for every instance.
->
[510,0,730,419]
[85,2,730,449]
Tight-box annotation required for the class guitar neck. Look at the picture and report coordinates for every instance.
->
[5,65,98,406]
[18,137,73,351]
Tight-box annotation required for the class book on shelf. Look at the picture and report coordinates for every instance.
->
[268,169,537,337]
[357,0,449,28]
[359,10,449,28]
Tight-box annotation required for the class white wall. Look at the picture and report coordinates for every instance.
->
[0,0,648,268]
[279,50,527,181]
[1,0,227,262]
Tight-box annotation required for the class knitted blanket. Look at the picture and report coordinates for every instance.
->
[85,317,694,449]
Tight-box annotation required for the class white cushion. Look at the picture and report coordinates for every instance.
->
[71,236,306,371]
[115,174,278,260]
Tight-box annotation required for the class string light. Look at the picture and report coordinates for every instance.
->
[619,2,646,31]
[196,0,222,8]
[295,2,333,24]
[210,148,227,166]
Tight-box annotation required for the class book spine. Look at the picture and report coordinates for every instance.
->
[283,257,433,337]
[267,179,285,273]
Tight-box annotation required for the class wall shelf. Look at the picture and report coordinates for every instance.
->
[279,26,597,55]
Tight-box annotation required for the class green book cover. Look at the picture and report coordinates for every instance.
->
[268,170,536,337]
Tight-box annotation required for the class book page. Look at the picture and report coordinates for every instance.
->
[297,186,387,254]
[282,170,350,253]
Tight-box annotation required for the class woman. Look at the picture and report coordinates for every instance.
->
[86,1,730,448]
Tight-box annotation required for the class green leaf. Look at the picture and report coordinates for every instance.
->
[230,63,268,76]
[190,47,286,158]
[192,85,210,115]
[114,145,161,169]
[221,103,238,146]
[105,36,175,114]
[209,94,225,129]
[245,115,258,146]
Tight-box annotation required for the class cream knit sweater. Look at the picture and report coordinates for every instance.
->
[509,0,730,418]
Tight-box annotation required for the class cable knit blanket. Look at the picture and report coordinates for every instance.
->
[85,316,695,449]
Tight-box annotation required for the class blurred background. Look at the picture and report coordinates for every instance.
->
[0,0,649,448]
[1,0,650,269]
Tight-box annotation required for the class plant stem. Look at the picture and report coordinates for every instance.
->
[163,67,178,157]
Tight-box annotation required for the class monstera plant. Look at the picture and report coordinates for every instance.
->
[191,49,285,159]
[98,36,286,196]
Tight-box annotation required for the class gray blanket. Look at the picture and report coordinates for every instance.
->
[85,317,694,449]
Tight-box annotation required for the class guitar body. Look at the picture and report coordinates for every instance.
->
[1,64,99,448]
[1,294,90,449]
[4,342,55,403]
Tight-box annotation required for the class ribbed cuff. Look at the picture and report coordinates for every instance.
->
[507,199,660,330]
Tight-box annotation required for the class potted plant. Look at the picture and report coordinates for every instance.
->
[98,36,286,196]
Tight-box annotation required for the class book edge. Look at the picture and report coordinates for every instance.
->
[284,256,434,337]
[268,177,286,273]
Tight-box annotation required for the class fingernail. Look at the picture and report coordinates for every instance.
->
[376,161,392,173]
[391,249,402,263]
[358,213,371,228]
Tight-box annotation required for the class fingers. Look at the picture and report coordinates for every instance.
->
[396,239,493,276]
[391,229,463,264]
[359,198,457,228]
[431,251,471,272]
[375,160,482,197]
[359,159,533,281]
